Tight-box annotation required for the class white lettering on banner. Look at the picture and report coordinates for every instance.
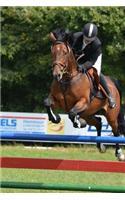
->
[0,112,113,141]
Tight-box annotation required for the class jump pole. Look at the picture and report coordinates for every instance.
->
[1,134,125,143]
[1,157,125,173]
[1,181,125,193]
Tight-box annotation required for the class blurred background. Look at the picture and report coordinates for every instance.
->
[1,7,125,112]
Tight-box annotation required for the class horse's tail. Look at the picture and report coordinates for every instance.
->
[112,79,125,136]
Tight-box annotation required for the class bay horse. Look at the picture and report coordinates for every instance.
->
[44,32,125,161]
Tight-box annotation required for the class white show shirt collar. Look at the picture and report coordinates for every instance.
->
[82,40,87,50]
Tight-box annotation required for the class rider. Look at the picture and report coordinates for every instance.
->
[70,23,116,109]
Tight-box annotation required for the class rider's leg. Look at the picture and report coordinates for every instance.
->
[77,54,116,108]
[100,73,116,108]
[93,54,116,108]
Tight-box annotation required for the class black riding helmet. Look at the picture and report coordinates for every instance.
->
[83,23,98,39]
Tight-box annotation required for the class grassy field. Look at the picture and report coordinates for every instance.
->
[1,142,125,193]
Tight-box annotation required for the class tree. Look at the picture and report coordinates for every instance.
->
[1,7,125,112]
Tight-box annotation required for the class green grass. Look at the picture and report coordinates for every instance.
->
[1,143,125,193]
[1,143,121,160]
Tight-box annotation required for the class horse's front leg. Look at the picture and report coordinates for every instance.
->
[44,96,61,124]
[68,98,87,128]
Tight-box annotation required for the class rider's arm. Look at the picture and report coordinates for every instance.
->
[78,48,102,74]
[89,46,102,66]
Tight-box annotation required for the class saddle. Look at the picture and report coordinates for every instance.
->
[86,68,108,100]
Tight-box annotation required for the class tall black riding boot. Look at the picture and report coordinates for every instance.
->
[100,74,116,108]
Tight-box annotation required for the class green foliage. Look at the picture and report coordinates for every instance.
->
[1,7,125,112]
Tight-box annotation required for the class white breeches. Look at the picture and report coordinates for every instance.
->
[93,54,102,76]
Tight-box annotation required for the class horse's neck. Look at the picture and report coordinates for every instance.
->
[68,53,78,77]
[68,53,91,90]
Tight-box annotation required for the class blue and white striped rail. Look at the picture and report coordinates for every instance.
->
[0,133,125,143]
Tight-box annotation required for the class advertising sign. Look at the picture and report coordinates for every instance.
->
[0,112,113,142]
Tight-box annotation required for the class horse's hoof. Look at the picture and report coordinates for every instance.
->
[115,148,125,161]
[50,114,61,124]
[73,117,87,128]
[98,144,106,153]
[117,154,125,161]
[73,122,79,128]
[79,118,87,128]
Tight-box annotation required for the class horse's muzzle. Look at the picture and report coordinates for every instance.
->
[53,73,62,82]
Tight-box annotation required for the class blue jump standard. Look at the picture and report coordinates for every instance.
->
[0,132,125,143]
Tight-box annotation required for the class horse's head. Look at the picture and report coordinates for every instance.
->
[50,32,76,82]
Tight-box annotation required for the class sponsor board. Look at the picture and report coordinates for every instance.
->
[0,112,113,142]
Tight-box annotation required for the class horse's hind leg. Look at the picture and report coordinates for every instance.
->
[95,116,106,153]
[107,117,125,161]
[85,116,106,153]
[68,98,88,128]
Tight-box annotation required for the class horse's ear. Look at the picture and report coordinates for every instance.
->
[49,32,56,43]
